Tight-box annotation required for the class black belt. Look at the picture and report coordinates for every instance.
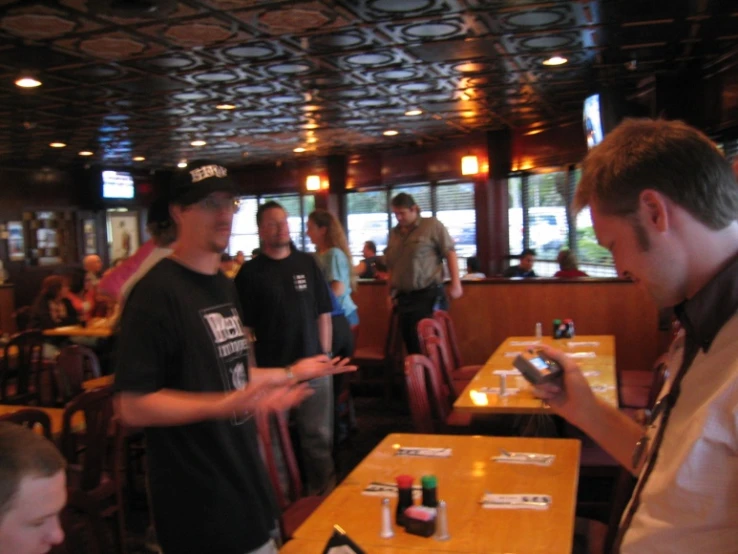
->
[395,284,443,298]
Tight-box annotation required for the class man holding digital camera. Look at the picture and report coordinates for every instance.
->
[533,119,738,553]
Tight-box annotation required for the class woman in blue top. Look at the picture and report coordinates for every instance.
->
[306,210,359,326]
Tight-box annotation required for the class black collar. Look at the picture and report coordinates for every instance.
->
[675,251,738,353]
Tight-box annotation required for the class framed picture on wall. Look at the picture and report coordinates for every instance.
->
[107,211,139,263]
[7,221,24,261]
[83,219,97,255]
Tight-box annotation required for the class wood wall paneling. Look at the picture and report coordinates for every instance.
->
[353,280,664,375]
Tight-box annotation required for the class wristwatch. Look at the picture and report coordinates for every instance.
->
[285,364,295,381]
[325,351,334,359]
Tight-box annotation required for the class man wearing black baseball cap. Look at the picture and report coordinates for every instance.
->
[114,160,355,554]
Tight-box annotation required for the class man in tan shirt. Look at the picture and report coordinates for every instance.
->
[385,192,462,353]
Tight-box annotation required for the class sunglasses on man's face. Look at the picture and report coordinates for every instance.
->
[196,196,240,213]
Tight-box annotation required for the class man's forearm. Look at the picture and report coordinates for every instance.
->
[446,250,461,286]
[117,390,228,427]
[573,398,645,474]
[318,312,332,354]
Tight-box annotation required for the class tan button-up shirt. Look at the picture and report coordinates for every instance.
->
[385,216,455,293]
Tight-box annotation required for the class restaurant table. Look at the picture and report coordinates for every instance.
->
[292,433,580,554]
[82,374,114,391]
[43,324,114,338]
[0,404,84,438]
[454,335,617,415]
[280,538,452,553]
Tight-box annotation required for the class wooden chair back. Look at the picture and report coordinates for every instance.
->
[0,330,44,404]
[255,410,303,511]
[403,354,451,434]
[0,407,52,440]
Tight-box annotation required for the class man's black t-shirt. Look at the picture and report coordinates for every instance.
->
[114,259,277,554]
[235,251,332,367]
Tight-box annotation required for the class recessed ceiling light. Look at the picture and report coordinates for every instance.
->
[15,76,41,88]
[293,147,306,153]
[49,142,66,148]
[301,123,319,130]
[525,128,544,136]
[405,109,423,116]
[177,160,188,168]
[216,104,236,110]
[542,55,568,66]
[78,151,94,156]
[383,130,399,136]
[307,137,317,144]
[133,156,146,162]
[191,140,207,147]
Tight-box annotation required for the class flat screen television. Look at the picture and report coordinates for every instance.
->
[583,93,605,149]
[102,170,135,200]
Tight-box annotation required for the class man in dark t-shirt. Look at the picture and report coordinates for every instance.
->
[235,202,335,495]
[114,161,351,554]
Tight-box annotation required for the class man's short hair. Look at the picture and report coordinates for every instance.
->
[364,240,377,254]
[0,423,66,521]
[391,193,416,209]
[574,118,738,229]
[521,248,536,258]
[256,201,285,227]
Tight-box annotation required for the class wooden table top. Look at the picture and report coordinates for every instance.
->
[293,433,580,554]
[280,538,452,553]
[82,374,114,391]
[43,323,113,338]
[0,404,84,438]
[454,335,617,415]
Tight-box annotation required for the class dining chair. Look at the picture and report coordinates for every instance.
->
[61,387,127,554]
[255,409,324,540]
[0,407,52,440]
[0,330,44,405]
[351,309,403,403]
[53,345,102,404]
[403,354,471,434]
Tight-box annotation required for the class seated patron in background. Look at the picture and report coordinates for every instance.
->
[462,255,486,280]
[355,240,387,279]
[553,249,589,278]
[233,250,246,272]
[503,248,537,278]
[0,422,67,554]
[251,247,261,259]
[82,255,103,288]
[533,119,738,553]
[30,275,79,332]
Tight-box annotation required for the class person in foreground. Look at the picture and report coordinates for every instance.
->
[532,119,738,553]
[114,160,355,554]
[0,422,67,554]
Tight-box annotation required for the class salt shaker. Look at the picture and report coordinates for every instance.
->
[434,500,450,541]
[535,322,543,340]
[379,498,394,538]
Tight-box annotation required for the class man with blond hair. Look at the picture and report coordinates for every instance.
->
[533,119,738,553]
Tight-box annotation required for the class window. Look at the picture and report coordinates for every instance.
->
[346,190,389,265]
[229,197,259,257]
[508,175,524,255]
[435,182,476,260]
[525,171,568,262]
[229,193,314,255]
[345,181,477,274]
[509,168,615,277]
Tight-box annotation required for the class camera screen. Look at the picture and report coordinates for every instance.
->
[530,357,549,371]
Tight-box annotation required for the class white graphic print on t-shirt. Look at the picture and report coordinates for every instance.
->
[293,273,307,291]
[200,304,251,425]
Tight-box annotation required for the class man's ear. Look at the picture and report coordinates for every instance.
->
[639,189,669,232]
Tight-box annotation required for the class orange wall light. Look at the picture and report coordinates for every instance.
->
[461,155,480,175]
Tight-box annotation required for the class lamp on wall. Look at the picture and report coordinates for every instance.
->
[461,154,480,176]
[305,174,321,191]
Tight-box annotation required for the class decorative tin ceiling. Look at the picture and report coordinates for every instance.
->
[0,0,736,168]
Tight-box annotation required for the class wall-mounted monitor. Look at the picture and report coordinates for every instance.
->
[102,170,135,200]
[583,94,605,149]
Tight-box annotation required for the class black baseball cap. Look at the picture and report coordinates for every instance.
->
[171,159,237,206]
